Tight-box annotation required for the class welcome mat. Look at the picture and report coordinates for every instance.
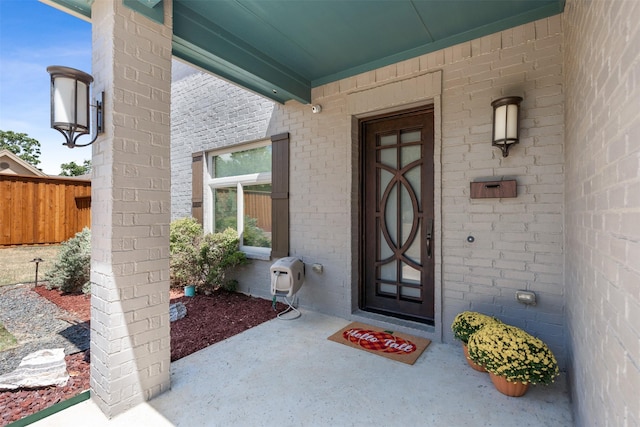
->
[327,322,430,365]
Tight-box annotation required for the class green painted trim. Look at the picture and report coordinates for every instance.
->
[123,0,164,24]
[47,0,165,22]
[173,38,310,105]
[173,5,310,104]
[7,390,90,427]
[312,3,565,87]
[44,0,91,19]
[139,0,162,7]
[46,0,564,104]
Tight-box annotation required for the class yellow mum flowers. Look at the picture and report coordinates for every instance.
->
[467,323,559,385]
[451,311,502,344]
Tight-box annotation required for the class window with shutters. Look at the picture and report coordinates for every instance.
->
[193,133,289,259]
[206,141,272,258]
[269,133,289,258]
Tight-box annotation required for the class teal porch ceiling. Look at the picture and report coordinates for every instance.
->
[44,0,565,104]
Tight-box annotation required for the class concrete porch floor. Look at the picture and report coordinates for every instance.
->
[32,310,573,426]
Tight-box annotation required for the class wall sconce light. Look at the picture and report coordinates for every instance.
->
[491,96,522,157]
[47,65,104,148]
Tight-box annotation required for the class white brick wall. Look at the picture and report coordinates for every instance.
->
[87,2,640,421]
[171,17,567,363]
[169,64,280,303]
[295,16,565,359]
[439,18,566,356]
[564,0,640,425]
[170,62,275,221]
[91,0,172,417]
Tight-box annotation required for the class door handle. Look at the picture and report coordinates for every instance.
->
[426,218,433,259]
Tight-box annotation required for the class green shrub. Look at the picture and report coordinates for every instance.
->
[45,227,91,294]
[169,218,204,288]
[242,216,271,248]
[170,217,204,255]
[199,228,247,293]
[169,218,247,292]
[216,215,270,248]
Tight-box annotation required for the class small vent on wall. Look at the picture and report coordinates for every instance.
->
[0,162,9,170]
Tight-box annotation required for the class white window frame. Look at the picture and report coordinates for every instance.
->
[206,140,272,259]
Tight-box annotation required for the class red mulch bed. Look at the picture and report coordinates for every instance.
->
[1,286,284,426]
[0,352,90,426]
[33,287,91,322]
[170,291,284,361]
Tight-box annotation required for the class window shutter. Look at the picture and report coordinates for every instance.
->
[271,132,289,258]
[192,152,204,225]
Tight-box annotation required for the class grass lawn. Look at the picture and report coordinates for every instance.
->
[0,245,61,287]
[0,322,17,352]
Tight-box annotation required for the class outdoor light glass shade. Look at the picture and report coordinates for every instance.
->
[47,65,101,148]
[491,96,522,157]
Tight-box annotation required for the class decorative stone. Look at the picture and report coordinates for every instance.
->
[0,348,69,390]
[170,302,187,322]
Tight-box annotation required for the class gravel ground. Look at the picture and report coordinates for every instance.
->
[0,284,282,425]
[0,284,89,375]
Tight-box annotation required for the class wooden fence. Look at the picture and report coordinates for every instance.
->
[244,191,271,232]
[0,175,91,246]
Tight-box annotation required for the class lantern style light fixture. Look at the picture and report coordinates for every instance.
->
[491,96,522,157]
[47,65,104,148]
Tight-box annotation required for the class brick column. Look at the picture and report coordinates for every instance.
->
[89,0,172,417]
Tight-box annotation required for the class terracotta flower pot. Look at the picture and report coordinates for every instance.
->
[488,372,529,397]
[462,342,486,372]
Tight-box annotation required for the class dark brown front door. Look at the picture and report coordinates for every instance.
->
[361,107,435,324]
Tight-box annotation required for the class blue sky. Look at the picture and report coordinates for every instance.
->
[0,0,92,174]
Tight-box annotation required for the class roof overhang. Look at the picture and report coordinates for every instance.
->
[42,0,565,104]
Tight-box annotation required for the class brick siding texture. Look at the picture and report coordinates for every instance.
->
[91,0,172,417]
[170,61,275,221]
[434,18,566,362]
[171,17,568,363]
[310,16,567,357]
[299,16,567,353]
[564,0,640,425]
